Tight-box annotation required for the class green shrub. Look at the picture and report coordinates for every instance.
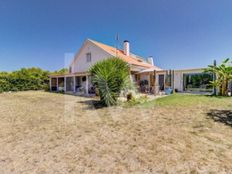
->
[0,67,49,92]
[205,58,232,96]
[89,57,131,106]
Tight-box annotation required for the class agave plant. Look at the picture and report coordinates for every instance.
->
[89,57,131,106]
[205,58,232,96]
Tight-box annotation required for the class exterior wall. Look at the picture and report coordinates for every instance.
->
[130,65,147,72]
[140,74,149,81]
[140,73,150,86]
[173,69,204,92]
[173,71,183,91]
[71,41,112,73]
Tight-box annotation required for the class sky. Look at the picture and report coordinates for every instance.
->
[0,0,232,72]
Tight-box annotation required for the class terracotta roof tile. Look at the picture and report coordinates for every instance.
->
[89,39,162,69]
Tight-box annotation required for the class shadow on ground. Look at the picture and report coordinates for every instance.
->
[207,109,232,127]
[78,100,105,110]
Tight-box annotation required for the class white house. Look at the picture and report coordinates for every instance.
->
[49,39,162,94]
[49,39,213,95]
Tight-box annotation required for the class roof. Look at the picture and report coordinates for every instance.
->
[88,39,161,69]
[174,68,205,72]
[136,66,164,74]
[49,71,89,77]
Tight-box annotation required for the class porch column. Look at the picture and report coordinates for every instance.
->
[49,78,52,91]
[56,78,58,92]
[73,76,76,92]
[130,74,133,82]
[85,75,89,95]
[64,77,66,92]
[172,70,175,90]
[213,60,217,95]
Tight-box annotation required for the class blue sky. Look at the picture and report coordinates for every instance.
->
[0,0,232,71]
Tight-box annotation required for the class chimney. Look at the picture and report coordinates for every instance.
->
[123,40,130,56]
[147,56,154,66]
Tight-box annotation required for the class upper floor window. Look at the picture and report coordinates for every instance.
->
[86,53,91,62]
[69,66,72,73]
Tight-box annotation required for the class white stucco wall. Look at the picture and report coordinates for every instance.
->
[71,41,112,73]
[173,71,183,91]
[140,74,150,86]
[140,74,149,82]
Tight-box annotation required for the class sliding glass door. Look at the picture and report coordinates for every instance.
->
[183,73,213,92]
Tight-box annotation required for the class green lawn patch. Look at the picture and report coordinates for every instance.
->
[142,93,231,108]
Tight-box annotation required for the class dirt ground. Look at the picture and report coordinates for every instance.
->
[0,91,232,174]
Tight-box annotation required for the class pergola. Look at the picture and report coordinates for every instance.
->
[135,67,167,94]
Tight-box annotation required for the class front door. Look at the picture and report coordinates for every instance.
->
[158,74,165,90]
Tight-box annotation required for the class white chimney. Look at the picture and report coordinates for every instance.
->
[147,56,154,66]
[123,40,130,56]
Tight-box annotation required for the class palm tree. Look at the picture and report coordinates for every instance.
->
[89,57,131,106]
[205,58,232,96]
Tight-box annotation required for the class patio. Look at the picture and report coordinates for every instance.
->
[49,68,215,97]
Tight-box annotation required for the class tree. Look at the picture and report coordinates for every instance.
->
[205,58,232,96]
[51,68,68,75]
[89,57,131,106]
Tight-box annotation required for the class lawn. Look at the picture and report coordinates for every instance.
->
[0,91,232,173]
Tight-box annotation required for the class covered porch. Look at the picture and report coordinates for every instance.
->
[132,67,173,95]
[49,72,95,95]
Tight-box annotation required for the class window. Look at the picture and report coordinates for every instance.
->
[86,53,91,62]
[183,73,213,92]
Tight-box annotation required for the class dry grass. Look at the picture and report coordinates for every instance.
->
[0,91,232,173]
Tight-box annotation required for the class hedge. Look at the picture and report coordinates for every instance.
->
[0,67,49,92]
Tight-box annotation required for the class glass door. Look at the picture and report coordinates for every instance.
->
[158,74,165,91]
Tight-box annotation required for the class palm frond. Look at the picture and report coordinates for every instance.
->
[89,57,131,106]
